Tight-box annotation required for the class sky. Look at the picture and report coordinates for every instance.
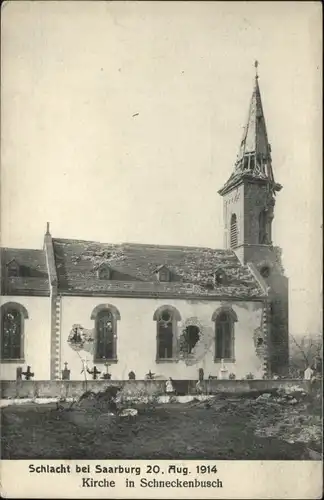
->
[1,1,322,336]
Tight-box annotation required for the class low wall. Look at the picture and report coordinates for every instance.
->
[0,379,317,400]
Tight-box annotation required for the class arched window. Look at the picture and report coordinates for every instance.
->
[90,304,120,362]
[1,302,28,361]
[259,210,267,244]
[230,214,238,248]
[153,305,181,361]
[212,308,237,361]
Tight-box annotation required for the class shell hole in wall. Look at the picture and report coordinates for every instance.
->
[160,311,171,322]
[184,325,200,353]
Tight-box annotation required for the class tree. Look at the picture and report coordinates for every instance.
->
[289,333,322,378]
[67,324,95,388]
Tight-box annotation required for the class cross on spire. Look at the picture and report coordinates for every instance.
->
[254,60,259,79]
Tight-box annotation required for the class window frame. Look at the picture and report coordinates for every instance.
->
[230,213,238,248]
[156,266,171,283]
[0,302,28,363]
[6,260,20,278]
[90,304,120,363]
[153,305,181,363]
[97,265,112,280]
[212,307,237,362]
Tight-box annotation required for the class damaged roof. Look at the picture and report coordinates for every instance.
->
[1,239,266,299]
[1,248,50,296]
[52,238,265,299]
[218,77,282,196]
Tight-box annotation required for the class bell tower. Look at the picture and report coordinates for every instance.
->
[219,62,289,376]
[219,62,282,267]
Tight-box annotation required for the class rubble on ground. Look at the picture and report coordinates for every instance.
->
[75,386,122,413]
[187,387,322,452]
[120,408,138,418]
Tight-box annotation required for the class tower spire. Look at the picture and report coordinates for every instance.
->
[254,60,259,79]
[219,63,282,196]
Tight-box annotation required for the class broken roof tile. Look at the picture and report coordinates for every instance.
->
[52,238,265,299]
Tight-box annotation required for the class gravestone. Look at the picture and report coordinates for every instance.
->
[16,367,22,380]
[62,362,71,380]
[88,366,101,380]
[22,366,34,380]
[101,363,111,379]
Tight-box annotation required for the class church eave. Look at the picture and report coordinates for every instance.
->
[57,288,266,301]
[218,173,271,196]
[1,288,50,297]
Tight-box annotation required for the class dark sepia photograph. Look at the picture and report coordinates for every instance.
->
[1,0,322,472]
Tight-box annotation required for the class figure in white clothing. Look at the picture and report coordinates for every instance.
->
[166,377,174,394]
[304,366,314,380]
[196,380,203,394]
[165,377,175,401]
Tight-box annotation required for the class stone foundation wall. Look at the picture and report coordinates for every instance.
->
[0,379,315,399]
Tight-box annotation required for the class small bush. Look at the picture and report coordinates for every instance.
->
[245,373,254,380]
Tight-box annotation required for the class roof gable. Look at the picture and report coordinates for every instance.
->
[1,248,50,296]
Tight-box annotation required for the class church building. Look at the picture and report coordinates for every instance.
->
[0,71,289,381]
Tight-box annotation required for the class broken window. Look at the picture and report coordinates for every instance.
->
[215,312,234,360]
[95,309,117,361]
[154,306,181,361]
[243,155,250,170]
[154,307,181,360]
[157,310,174,359]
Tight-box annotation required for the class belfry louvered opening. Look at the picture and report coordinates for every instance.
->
[230,213,238,248]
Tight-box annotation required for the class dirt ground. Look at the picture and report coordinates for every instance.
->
[1,392,322,460]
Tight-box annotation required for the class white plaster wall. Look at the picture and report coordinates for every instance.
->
[60,296,264,381]
[0,296,51,380]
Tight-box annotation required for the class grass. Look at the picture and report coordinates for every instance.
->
[1,393,322,460]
